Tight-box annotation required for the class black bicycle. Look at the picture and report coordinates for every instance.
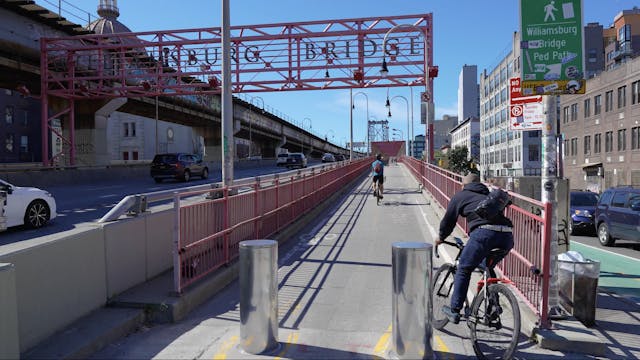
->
[433,237,521,359]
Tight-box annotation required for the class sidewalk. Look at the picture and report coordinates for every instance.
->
[25,163,640,359]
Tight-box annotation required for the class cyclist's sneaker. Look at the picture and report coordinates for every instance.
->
[373,190,378,197]
[379,194,384,199]
[442,306,460,324]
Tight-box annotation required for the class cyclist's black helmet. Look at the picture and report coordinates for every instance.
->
[376,153,382,160]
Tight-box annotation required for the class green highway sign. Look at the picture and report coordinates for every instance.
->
[520,0,585,95]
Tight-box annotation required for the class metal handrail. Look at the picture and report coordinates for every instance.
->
[98,163,341,223]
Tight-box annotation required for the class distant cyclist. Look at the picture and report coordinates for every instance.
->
[371,153,384,199]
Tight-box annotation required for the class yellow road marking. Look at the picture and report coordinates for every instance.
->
[434,335,450,352]
[373,324,392,355]
[213,335,239,360]
[275,331,299,359]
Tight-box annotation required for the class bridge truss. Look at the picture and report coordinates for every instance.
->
[41,13,435,166]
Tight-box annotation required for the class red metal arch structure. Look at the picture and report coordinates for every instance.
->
[40,13,435,166]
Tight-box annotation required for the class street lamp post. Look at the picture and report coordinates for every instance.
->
[325,129,335,142]
[221,0,233,186]
[386,95,411,157]
[352,91,369,157]
[380,24,431,162]
[392,128,404,141]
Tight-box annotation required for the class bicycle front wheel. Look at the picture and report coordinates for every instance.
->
[432,263,456,330]
[468,283,521,359]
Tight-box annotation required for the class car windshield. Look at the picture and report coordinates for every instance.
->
[278,154,288,158]
[570,192,599,206]
[153,154,178,163]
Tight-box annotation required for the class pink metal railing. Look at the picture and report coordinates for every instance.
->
[402,157,552,328]
[173,159,370,293]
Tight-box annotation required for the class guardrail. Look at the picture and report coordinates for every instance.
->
[98,162,350,223]
[173,158,371,293]
[401,156,552,328]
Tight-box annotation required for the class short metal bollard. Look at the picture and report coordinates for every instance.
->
[239,240,279,354]
[391,242,433,359]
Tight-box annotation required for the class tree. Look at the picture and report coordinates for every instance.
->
[446,145,476,175]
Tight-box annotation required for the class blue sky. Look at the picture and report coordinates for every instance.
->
[43,0,638,147]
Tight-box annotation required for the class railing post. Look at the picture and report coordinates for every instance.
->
[223,187,230,264]
[172,192,181,294]
[239,240,279,354]
[391,242,433,359]
[254,178,259,239]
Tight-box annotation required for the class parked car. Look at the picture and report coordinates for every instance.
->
[595,186,640,246]
[569,190,599,235]
[322,153,335,163]
[0,179,57,229]
[150,153,209,183]
[286,153,307,169]
[334,154,346,161]
[276,153,289,166]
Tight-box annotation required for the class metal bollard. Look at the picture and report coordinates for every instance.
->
[239,240,279,354]
[391,242,433,359]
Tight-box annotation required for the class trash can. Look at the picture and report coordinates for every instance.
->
[557,251,600,327]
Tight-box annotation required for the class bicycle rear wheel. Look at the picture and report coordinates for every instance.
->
[432,263,456,330]
[468,283,521,359]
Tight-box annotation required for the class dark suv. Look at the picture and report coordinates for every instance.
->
[595,186,640,246]
[569,190,599,235]
[150,153,209,183]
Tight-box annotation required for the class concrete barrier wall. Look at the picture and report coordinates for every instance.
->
[0,208,176,353]
[0,229,107,352]
[0,263,19,359]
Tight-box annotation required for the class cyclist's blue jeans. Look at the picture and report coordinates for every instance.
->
[450,228,514,312]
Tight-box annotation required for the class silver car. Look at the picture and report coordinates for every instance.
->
[0,179,57,230]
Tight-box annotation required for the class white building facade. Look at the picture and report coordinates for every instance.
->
[458,65,479,124]
[479,32,542,179]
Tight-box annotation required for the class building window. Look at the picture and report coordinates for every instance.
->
[633,127,640,150]
[584,98,590,117]
[123,122,136,137]
[5,134,14,152]
[20,136,28,153]
[132,151,139,160]
[605,90,613,112]
[633,81,640,104]
[5,106,14,124]
[122,151,129,160]
[594,133,601,153]
[528,144,539,161]
[594,95,602,115]
[564,139,569,157]
[618,129,627,151]
[570,138,578,156]
[605,131,613,152]
[563,106,569,123]
[584,135,591,155]
[618,86,626,109]
[570,103,578,121]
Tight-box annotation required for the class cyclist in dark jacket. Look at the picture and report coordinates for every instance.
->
[435,173,514,324]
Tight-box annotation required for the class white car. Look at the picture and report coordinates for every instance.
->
[0,179,57,230]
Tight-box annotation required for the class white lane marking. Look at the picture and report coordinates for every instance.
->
[572,241,640,263]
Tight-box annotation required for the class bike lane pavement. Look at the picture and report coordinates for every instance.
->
[90,164,614,359]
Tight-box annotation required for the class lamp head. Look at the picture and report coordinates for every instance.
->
[379,58,389,77]
[388,110,392,118]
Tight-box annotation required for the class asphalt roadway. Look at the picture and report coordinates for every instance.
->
[79,163,640,359]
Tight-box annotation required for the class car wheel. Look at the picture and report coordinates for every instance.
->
[154,178,163,183]
[202,168,209,180]
[24,200,50,229]
[597,223,615,247]
[183,170,191,182]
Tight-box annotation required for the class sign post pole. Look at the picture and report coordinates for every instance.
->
[521,0,584,322]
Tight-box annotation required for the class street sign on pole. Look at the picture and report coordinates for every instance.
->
[510,77,543,130]
[520,0,585,95]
